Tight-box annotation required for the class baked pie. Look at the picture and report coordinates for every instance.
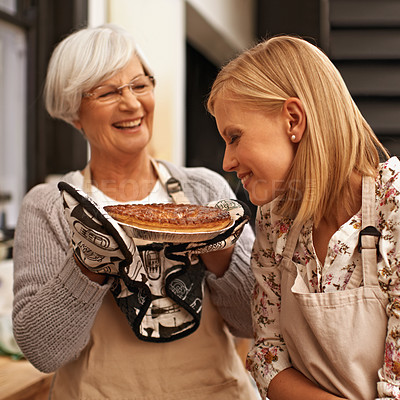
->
[104,203,232,233]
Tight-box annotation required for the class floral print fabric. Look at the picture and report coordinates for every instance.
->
[247,157,400,399]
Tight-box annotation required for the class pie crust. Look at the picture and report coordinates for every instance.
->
[104,203,232,233]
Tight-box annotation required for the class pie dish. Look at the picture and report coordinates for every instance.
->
[103,203,234,242]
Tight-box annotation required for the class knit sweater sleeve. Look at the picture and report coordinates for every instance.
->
[205,223,255,338]
[12,178,113,373]
[161,162,256,338]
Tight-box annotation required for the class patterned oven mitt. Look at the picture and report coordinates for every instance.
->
[113,199,252,343]
[58,182,197,342]
[184,198,251,255]
[58,181,142,277]
[59,182,251,343]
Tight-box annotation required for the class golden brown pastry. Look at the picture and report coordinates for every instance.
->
[103,203,232,232]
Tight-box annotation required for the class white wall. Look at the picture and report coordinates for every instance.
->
[89,0,255,166]
[186,0,255,65]
[88,0,107,27]
[108,0,186,166]
[0,20,26,228]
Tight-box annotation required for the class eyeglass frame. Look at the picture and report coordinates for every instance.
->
[82,75,155,103]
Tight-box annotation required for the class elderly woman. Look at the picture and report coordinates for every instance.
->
[12,24,256,399]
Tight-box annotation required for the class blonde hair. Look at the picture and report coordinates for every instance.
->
[44,24,153,126]
[207,35,389,225]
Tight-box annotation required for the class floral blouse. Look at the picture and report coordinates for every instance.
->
[247,157,400,399]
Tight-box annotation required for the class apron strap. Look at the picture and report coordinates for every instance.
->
[150,159,190,204]
[282,222,303,261]
[359,176,380,287]
[82,164,92,194]
[346,176,379,288]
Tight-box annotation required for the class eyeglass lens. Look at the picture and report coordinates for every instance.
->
[89,76,154,102]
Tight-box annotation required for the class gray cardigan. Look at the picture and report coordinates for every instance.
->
[12,161,255,373]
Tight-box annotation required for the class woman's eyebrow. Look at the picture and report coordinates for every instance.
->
[96,73,147,88]
[129,73,146,81]
[222,126,242,138]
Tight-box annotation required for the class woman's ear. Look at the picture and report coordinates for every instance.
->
[283,97,306,143]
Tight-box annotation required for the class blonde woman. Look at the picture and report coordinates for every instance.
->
[207,35,399,399]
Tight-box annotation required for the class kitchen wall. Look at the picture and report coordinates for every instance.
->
[0,19,26,228]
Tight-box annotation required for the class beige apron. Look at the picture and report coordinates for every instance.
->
[280,176,388,399]
[50,160,256,400]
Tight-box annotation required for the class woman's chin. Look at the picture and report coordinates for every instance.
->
[247,190,274,207]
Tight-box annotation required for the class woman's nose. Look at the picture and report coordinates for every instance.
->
[222,147,238,172]
[119,88,142,109]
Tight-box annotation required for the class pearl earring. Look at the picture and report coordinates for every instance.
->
[291,135,296,142]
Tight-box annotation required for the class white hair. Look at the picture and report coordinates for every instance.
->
[44,24,152,126]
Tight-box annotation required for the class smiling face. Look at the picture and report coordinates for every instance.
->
[213,95,303,206]
[74,55,155,164]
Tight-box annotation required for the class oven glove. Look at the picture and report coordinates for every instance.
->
[107,199,252,343]
[58,181,142,276]
[111,243,205,342]
[115,198,252,342]
[164,199,251,259]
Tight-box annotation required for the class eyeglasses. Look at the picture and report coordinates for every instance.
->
[82,75,155,104]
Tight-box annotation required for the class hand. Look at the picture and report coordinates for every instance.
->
[58,181,138,275]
